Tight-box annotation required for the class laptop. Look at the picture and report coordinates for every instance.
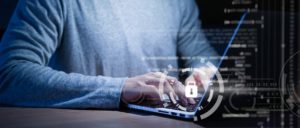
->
[127,12,248,119]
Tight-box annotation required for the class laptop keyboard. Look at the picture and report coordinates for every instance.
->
[154,97,202,112]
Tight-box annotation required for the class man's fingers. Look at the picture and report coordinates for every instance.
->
[193,73,201,83]
[162,79,179,104]
[193,73,204,87]
[142,84,163,103]
[150,72,166,78]
[172,82,194,106]
[187,97,196,104]
[144,75,177,96]
[144,76,163,85]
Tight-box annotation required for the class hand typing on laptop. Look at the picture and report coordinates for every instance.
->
[121,72,196,107]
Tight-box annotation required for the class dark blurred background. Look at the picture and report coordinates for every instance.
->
[0,0,18,38]
[0,0,299,127]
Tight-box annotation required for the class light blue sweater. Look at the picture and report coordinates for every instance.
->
[0,0,217,109]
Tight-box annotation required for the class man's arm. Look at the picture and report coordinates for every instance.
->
[177,0,218,68]
[0,0,126,109]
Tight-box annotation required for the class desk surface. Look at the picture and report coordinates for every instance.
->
[0,107,201,128]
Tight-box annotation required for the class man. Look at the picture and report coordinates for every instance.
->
[0,0,217,109]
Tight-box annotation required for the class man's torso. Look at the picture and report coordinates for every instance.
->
[49,0,184,77]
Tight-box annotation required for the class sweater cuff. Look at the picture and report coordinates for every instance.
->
[94,77,127,109]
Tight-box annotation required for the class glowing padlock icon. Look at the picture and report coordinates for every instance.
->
[185,81,198,98]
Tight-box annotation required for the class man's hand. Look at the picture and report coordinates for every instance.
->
[185,65,217,92]
[121,72,195,106]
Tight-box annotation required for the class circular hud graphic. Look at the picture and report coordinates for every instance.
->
[158,60,225,121]
[279,51,300,117]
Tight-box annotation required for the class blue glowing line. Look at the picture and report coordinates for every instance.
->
[196,12,248,112]
[216,12,248,69]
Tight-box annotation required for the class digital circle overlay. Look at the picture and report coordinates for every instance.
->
[279,51,300,117]
[181,61,225,121]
